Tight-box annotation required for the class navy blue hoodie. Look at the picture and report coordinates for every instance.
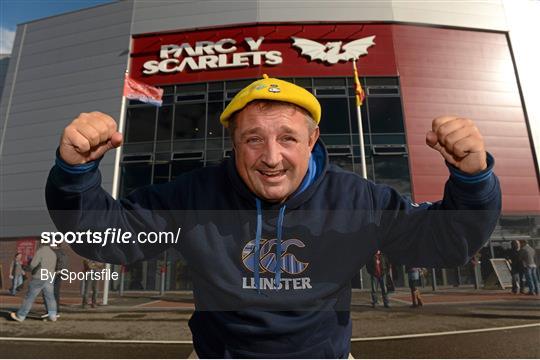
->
[46,140,501,358]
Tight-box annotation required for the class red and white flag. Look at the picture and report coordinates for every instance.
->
[123,75,163,106]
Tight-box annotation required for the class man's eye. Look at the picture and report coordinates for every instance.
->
[246,137,263,144]
[281,136,297,143]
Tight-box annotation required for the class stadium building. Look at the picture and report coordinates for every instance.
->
[1,0,538,292]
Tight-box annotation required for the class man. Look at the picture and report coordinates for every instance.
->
[82,258,104,308]
[10,244,58,322]
[46,75,501,357]
[508,240,523,294]
[9,253,25,296]
[366,250,390,308]
[519,240,539,295]
[42,244,68,317]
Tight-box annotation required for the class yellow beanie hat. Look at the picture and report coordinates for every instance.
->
[219,74,321,127]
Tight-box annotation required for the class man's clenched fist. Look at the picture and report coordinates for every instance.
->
[426,116,487,175]
[59,112,123,165]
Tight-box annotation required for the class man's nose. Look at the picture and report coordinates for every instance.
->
[261,139,282,167]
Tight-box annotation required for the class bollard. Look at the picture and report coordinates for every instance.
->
[119,265,125,296]
[473,262,480,289]
[431,268,437,291]
[160,252,167,296]
[160,265,166,296]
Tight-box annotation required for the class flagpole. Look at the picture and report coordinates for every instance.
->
[102,71,128,306]
[354,59,368,180]
[102,52,130,304]
[111,71,129,201]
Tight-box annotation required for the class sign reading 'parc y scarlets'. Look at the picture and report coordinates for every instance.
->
[142,37,283,74]
[130,24,397,85]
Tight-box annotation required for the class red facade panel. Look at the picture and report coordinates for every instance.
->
[393,25,539,214]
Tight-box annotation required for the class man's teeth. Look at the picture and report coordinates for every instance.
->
[260,170,284,176]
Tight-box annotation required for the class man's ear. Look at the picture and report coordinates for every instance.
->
[309,127,320,149]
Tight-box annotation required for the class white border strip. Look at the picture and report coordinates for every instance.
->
[0,323,538,344]
[350,323,540,342]
[0,337,192,344]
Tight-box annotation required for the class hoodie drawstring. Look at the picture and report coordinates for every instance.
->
[275,205,286,286]
[253,199,287,291]
[254,198,262,293]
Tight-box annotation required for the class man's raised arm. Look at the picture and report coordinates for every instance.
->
[46,112,179,265]
[375,116,502,268]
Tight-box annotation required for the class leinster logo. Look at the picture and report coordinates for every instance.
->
[242,238,309,275]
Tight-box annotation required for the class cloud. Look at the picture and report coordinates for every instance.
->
[0,27,16,54]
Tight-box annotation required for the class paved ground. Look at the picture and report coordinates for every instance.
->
[1,287,539,358]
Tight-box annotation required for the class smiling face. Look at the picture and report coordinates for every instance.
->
[232,101,319,203]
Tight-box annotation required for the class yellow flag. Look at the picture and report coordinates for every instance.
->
[353,60,365,107]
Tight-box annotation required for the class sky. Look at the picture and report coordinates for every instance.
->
[0,0,114,54]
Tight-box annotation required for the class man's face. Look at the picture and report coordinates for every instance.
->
[233,103,319,203]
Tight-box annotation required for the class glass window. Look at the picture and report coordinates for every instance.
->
[121,163,152,197]
[349,99,369,140]
[294,78,312,88]
[126,107,156,143]
[208,82,223,91]
[157,105,173,142]
[123,154,152,162]
[373,155,411,195]
[352,153,374,181]
[128,99,146,106]
[169,248,193,290]
[226,90,240,99]
[162,95,174,105]
[226,79,254,90]
[173,103,206,140]
[162,85,174,95]
[176,83,206,92]
[314,78,346,86]
[346,77,366,97]
[329,155,354,173]
[207,102,223,139]
[171,160,203,180]
[155,152,170,161]
[208,92,223,101]
[367,87,399,95]
[315,88,347,96]
[319,98,350,134]
[177,94,206,102]
[153,163,170,184]
[368,97,404,133]
[366,77,399,86]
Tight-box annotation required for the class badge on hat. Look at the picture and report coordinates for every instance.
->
[268,84,281,93]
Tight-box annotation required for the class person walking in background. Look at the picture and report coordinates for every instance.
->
[9,253,25,295]
[9,244,57,322]
[42,244,69,318]
[406,267,424,307]
[519,240,539,295]
[82,259,104,308]
[366,250,390,308]
[508,240,523,294]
